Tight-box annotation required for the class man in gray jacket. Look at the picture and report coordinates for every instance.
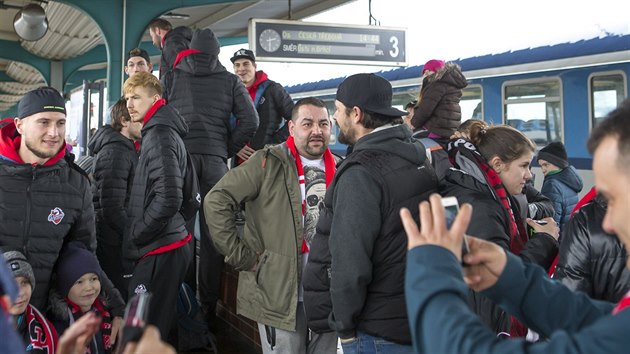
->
[204,97,338,354]
[328,74,439,352]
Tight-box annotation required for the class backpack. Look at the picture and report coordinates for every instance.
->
[180,152,201,223]
[177,282,217,352]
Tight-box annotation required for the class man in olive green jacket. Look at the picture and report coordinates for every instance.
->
[204,97,339,354]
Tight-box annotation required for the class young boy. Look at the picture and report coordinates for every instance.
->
[3,250,57,354]
[48,242,113,354]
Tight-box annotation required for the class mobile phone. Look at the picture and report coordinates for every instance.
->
[116,292,151,354]
[442,196,469,263]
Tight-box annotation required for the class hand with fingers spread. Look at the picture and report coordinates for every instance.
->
[400,193,472,262]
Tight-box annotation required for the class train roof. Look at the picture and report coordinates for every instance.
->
[286,33,630,94]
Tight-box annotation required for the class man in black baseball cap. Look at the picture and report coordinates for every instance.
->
[0,86,127,325]
[325,73,438,351]
[125,48,152,77]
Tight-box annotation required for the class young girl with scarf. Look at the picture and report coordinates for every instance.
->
[48,242,113,354]
[441,120,559,337]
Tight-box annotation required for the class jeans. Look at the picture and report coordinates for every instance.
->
[341,332,413,354]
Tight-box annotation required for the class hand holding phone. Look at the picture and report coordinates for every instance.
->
[442,196,469,264]
[115,293,151,354]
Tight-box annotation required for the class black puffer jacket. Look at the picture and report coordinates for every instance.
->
[88,125,137,246]
[159,26,193,97]
[554,196,630,302]
[441,152,559,333]
[411,63,468,138]
[248,71,294,149]
[0,122,124,314]
[167,29,258,158]
[124,100,189,259]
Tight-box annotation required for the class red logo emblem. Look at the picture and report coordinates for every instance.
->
[47,207,64,225]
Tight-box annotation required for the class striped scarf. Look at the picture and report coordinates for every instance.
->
[66,297,112,354]
[286,135,336,253]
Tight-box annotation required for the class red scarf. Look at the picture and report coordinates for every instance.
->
[613,291,630,315]
[67,297,112,353]
[23,304,58,354]
[286,135,336,253]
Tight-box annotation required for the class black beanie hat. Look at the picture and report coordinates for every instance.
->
[538,141,569,169]
[55,242,103,297]
[17,87,66,119]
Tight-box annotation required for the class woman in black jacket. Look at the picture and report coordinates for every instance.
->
[441,120,559,336]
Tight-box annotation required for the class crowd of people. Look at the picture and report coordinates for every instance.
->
[1,16,629,354]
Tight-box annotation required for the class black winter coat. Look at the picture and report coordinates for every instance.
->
[411,63,468,138]
[554,196,630,302]
[0,123,124,315]
[167,29,259,158]
[249,73,294,149]
[88,125,137,247]
[124,101,190,259]
[442,167,558,333]
[159,26,193,97]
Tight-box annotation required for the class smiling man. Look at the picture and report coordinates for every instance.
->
[123,72,192,347]
[205,97,339,354]
[0,87,125,341]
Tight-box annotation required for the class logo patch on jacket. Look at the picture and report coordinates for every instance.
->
[47,207,64,225]
[134,284,147,295]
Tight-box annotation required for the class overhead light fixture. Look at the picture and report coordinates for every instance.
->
[162,11,190,20]
[13,3,49,41]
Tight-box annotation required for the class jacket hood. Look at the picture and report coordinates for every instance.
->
[48,286,108,321]
[88,125,135,154]
[423,63,468,89]
[353,124,427,165]
[142,99,189,137]
[174,28,225,75]
[549,165,583,193]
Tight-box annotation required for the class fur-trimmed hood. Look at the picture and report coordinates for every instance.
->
[47,285,109,321]
[422,63,467,89]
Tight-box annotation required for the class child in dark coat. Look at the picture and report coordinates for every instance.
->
[4,250,58,354]
[48,241,113,354]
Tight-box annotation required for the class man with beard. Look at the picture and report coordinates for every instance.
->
[326,73,438,352]
[204,97,339,354]
[89,98,142,299]
[0,87,125,342]
[123,72,192,346]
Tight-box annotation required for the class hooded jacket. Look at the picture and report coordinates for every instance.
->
[167,29,259,158]
[159,26,192,97]
[325,124,439,344]
[441,149,559,333]
[124,100,190,259]
[88,125,137,247]
[247,70,294,149]
[0,121,97,309]
[554,196,630,302]
[411,63,468,138]
[541,166,583,228]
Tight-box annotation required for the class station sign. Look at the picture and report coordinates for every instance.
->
[249,19,406,66]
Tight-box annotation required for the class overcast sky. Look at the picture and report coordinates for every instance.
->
[218,0,630,87]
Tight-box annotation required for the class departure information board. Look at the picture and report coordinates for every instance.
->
[249,19,406,66]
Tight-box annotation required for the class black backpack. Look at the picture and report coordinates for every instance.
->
[180,152,201,223]
[177,282,217,352]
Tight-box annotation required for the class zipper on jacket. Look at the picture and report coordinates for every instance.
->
[23,166,36,257]
[255,253,270,285]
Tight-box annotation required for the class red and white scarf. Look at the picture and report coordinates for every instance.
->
[286,135,336,253]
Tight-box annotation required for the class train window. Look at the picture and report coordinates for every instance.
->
[461,85,482,121]
[590,73,627,129]
[503,79,562,146]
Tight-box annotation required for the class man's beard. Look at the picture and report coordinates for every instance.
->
[26,138,60,159]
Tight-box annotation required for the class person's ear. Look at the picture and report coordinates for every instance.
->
[288,119,296,137]
[489,156,505,173]
[14,117,24,135]
[352,106,362,125]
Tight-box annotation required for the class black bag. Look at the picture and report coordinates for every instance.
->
[177,282,217,352]
[180,152,201,223]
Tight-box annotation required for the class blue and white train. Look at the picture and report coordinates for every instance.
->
[285,34,630,192]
